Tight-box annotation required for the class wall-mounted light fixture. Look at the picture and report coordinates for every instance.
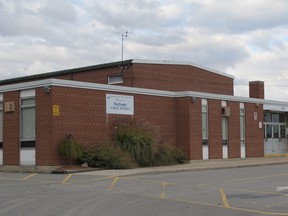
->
[191,96,196,103]
[43,85,51,94]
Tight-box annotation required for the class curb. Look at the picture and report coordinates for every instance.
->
[112,161,288,177]
[52,168,103,174]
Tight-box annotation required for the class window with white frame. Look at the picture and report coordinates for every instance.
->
[240,103,245,145]
[222,101,228,145]
[202,99,208,145]
[108,74,123,84]
[20,98,35,148]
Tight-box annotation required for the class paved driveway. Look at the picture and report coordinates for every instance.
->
[0,164,288,215]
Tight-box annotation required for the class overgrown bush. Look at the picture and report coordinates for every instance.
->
[112,118,186,167]
[171,147,186,164]
[153,145,186,166]
[112,118,156,167]
[59,120,186,169]
[153,145,174,166]
[59,134,82,165]
[80,142,137,169]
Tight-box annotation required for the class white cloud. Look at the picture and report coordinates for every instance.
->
[0,0,288,101]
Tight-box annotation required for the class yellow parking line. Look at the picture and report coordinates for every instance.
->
[168,196,288,216]
[22,173,37,181]
[219,188,230,208]
[108,177,119,191]
[62,174,72,184]
[160,182,167,199]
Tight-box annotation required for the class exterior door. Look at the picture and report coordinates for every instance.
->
[264,124,287,154]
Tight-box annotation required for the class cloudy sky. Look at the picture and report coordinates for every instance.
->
[1,0,288,101]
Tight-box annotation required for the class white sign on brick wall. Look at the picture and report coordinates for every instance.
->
[106,94,134,115]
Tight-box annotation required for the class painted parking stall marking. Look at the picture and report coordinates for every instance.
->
[276,186,288,192]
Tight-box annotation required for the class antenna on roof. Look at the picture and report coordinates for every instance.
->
[121,30,128,62]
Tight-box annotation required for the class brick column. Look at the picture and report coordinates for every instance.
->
[176,97,202,160]
[245,103,264,157]
[3,91,20,165]
[208,100,222,159]
[228,101,240,158]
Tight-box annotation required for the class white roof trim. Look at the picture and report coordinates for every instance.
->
[263,104,288,112]
[1,78,288,108]
[132,59,235,79]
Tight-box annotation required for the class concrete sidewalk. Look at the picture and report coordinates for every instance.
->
[77,156,288,176]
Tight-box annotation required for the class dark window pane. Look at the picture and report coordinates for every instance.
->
[202,140,208,146]
[264,112,271,122]
[21,140,35,148]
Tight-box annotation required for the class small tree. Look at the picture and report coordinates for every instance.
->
[59,134,82,165]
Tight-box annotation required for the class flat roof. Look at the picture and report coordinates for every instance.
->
[0,59,234,85]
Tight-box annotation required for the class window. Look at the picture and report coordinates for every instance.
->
[264,111,286,139]
[264,112,285,123]
[108,74,123,84]
[264,112,271,122]
[20,98,35,148]
[0,102,2,149]
[222,101,228,145]
[202,99,208,145]
[240,103,245,145]
[222,117,228,145]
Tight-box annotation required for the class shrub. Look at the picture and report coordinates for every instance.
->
[59,134,82,165]
[111,118,187,167]
[171,147,186,164]
[153,145,174,166]
[112,118,156,167]
[153,145,186,166]
[80,143,137,169]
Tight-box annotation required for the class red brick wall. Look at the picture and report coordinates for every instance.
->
[50,87,107,165]
[189,98,202,160]
[208,99,222,159]
[1,86,266,166]
[245,103,264,157]
[35,88,54,166]
[51,63,233,95]
[249,81,264,99]
[3,91,20,165]
[72,65,134,87]
[1,62,233,95]
[176,98,191,159]
[228,101,241,158]
[134,94,177,146]
[35,87,178,165]
[176,97,203,160]
[132,64,233,94]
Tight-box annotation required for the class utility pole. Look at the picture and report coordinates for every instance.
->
[121,30,128,61]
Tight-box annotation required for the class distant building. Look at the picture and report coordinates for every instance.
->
[0,59,287,172]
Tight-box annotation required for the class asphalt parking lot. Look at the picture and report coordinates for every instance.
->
[0,164,288,216]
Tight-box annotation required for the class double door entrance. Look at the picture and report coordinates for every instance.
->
[264,123,288,154]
